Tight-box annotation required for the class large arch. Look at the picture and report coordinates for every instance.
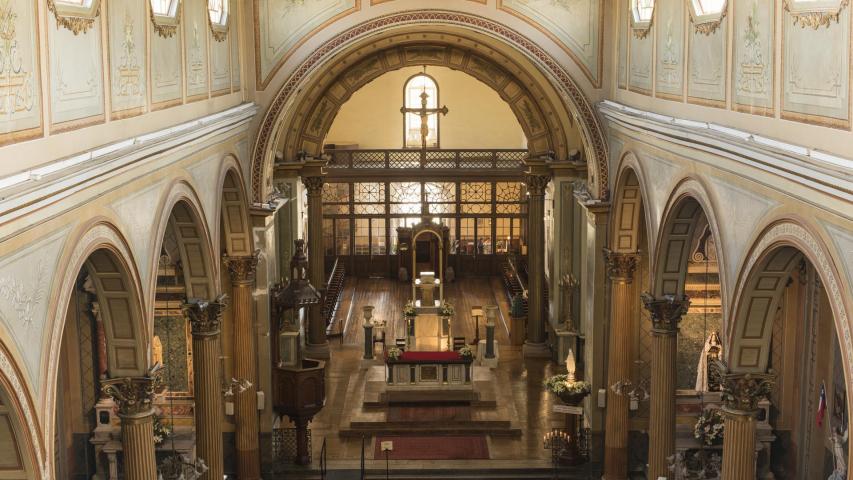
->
[42,219,147,479]
[0,342,44,480]
[610,153,653,256]
[251,10,609,204]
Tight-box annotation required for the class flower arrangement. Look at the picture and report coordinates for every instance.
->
[459,345,474,359]
[694,408,725,446]
[543,374,591,396]
[439,301,454,317]
[152,414,172,446]
[387,346,402,361]
[403,301,416,317]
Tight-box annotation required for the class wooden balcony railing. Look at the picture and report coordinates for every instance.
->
[324,148,528,170]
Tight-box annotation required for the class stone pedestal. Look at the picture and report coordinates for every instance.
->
[602,250,638,480]
[554,329,579,366]
[642,293,690,480]
[485,324,496,359]
[224,253,261,480]
[101,373,161,480]
[183,296,228,480]
[363,324,374,360]
[477,339,499,368]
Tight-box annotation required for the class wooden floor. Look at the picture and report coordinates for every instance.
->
[333,277,512,347]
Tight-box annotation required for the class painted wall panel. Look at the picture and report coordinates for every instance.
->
[184,0,210,98]
[108,0,147,114]
[0,0,41,139]
[230,0,240,89]
[150,22,183,105]
[629,31,653,94]
[500,0,602,86]
[257,0,356,84]
[688,20,726,104]
[655,0,684,98]
[211,31,231,93]
[782,9,850,125]
[732,0,773,112]
[49,14,104,125]
[617,0,628,89]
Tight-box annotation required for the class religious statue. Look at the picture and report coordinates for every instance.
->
[559,273,578,332]
[828,422,849,480]
[400,67,448,150]
[695,331,723,392]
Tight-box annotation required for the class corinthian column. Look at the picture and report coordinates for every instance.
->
[714,360,775,480]
[602,249,639,480]
[101,371,162,480]
[183,296,228,479]
[223,254,260,480]
[302,173,330,360]
[642,293,690,480]
[523,168,552,358]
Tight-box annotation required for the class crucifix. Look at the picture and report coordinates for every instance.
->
[400,68,449,149]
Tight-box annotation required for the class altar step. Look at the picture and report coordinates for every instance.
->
[276,465,601,479]
[339,420,522,437]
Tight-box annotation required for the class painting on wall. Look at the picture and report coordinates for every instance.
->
[782,6,850,127]
[256,0,358,88]
[687,18,726,106]
[49,5,104,126]
[0,0,42,143]
[108,0,147,117]
[732,0,774,114]
[499,0,603,87]
[655,0,684,99]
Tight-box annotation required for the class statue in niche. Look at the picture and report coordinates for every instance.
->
[828,421,848,480]
[559,273,578,332]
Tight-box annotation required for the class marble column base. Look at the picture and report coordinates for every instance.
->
[522,341,550,358]
[304,341,331,359]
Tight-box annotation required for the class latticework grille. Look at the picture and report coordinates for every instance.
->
[272,427,312,466]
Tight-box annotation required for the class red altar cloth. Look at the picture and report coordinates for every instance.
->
[396,351,462,362]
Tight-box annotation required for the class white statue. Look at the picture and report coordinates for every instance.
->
[828,423,848,480]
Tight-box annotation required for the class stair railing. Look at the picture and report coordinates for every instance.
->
[320,437,327,479]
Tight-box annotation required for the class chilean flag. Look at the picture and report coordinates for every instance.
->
[817,382,827,428]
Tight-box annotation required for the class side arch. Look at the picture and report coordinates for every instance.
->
[0,342,45,479]
[610,152,653,256]
[251,10,609,203]
[217,156,253,257]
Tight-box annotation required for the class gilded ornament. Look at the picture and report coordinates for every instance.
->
[689,1,727,35]
[47,0,101,35]
[603,249,639,282]
[223,251,259,283]
[101,365,165,418]
[208,15,228,42]
[641,292,690,333]
[183,294,228,336]
[784,0,849,29]
[150,4,182,39]
[301,175,325,195]
[711,360,775,414]
[525,173,551,196]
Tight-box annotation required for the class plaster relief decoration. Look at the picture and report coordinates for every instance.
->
[109,0,146,114]
[184,0,208,98]
[655,0,684,98]
[150,5,182,105]
[628,14,653,94]
[230,0,239,88]
[784,0,849,29]
[688,0,726,35]
[500,0,602,86]
[733,0,773,112]
[150,0,181,38]
[782,1,850,126]
[688,10,726,104]
[49,4,104,125]
[0,0,40,140]
[0,230,67,392]
[256,0,357,88]
[637,153,679,235]
[47,0,101,35]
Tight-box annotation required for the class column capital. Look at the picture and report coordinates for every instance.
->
[641,293,690,334]
[301,175,324,195]
[525,173,552,196]
[602,249,639,283]
[712,360,776,415]
[223,252,259,285]
[101,367,164,419]
[183,294,229,337]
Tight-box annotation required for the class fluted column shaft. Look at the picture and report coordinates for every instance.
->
[642,293,689,480]
[713,360,776,480]
[303,175,329,356]
[524,173,550,352]
[184,297,228,479]
[224,255,261,480]
[602,250,638,480]
[101,373,161,480]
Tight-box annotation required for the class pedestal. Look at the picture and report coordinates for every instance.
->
[363,324,374,360]
[554,329,578,366]
[485,324,495,358]
[477,339,499,368]
[510,315,526,346]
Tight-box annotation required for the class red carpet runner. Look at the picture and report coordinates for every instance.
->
[374,435,489,460]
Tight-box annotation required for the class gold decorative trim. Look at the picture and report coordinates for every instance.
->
[630,1,655,39]
[150,2,182,39]
[690,7,727,35]
[208,15,228,42]
[784,0,849,29]
[47,0,101,35]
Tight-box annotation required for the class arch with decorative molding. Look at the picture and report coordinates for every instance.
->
[251,10,609,204]
[610,153,653,256]
[217,157,254,257]
[0,342,45,480]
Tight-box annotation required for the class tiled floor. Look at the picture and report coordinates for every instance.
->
[294,278,574,469]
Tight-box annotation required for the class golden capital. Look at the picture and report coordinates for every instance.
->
[641,293,690,333]
[223,252,259,284]
[301,176,324,195]
[525,173,551,196]
[603,249,639,283]
[183,294,228,337]
[101,366,164,418]
[712,360,775,415]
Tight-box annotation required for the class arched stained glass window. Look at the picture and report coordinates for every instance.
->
[403,74,440,149]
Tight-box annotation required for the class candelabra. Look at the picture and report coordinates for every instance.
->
[543,429,570,479]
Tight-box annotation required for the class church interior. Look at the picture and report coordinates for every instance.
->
[0,0,851,479]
